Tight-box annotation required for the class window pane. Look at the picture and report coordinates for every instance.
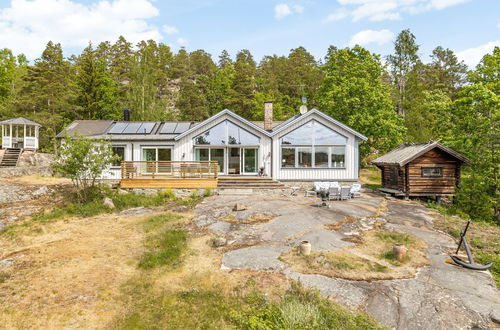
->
[244,148,258,173]
[210,148,224,172]
[194,121,226,145]
[195,148,209,161]
[331,146,345,168]
[158,148,171,161]
[281,147,295,168]
[112,146,125,166]
[313,121,347,145]
[227,121,260,145]
[298,147,312,168]
[314,147,329,168]
[142,148,156,161]
[281,121,313,145]
[422,167,442,177]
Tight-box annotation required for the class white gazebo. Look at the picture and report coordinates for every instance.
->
[0,117,41,150]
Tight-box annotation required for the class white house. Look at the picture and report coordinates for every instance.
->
[57,103,367,185]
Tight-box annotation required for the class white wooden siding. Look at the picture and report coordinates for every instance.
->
[272,113,359,181]
[175,113,272,174]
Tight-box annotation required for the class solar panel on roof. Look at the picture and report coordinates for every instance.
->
[138,122,155,134]
[108,122,128,134]
[122,123,142,134]
[160,122,177,134]
[174,122,190,133]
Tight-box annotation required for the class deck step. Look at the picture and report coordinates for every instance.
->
[217,176,285,189]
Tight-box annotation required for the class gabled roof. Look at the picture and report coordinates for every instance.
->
[174,109,273,141]
[270,108,368,141]
[0,117,42,127]
[371,141,470,166]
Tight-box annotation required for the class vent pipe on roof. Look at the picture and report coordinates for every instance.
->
[264,101,273,131]
[123,108,130,121]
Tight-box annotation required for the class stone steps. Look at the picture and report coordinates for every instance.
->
[0,148,22,167]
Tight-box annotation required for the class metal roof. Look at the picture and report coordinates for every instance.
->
[0,117,42,126]
[56,120,114,138]
[371,141,470,166]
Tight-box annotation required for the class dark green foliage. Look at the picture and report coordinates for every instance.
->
[318,46,405,157]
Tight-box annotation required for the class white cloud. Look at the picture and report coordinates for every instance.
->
[163,25,179,35]
[274,3,304,19]
[176,37,188,46]
[0,0,163,59]
[325,0,470,22]
[456,40,500,67]
[325,8,349,22]
[348,29,394,47]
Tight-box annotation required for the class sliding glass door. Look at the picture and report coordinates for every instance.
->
[195,147,258,175]
[141,147,172,173]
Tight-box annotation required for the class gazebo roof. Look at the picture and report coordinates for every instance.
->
[0,117,42,127]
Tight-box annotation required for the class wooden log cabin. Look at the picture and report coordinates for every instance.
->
[371,141,470,198]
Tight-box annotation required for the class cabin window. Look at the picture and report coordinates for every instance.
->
[422,167,442,177]
[194,120,260,146]
[280,120,347,168]
[111,146,125,167]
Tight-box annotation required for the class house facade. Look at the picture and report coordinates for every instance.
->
[57,104,367,183]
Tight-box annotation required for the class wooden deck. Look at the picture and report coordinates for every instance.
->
[120,161,218,189]
[120,178,218,189]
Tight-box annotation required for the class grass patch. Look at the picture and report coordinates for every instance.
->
[282,229,428,281]
[0,272,11,284]
[431,212,500,288]
[115,278,385,330]
[138,213,187,270]
[139,229,188,270]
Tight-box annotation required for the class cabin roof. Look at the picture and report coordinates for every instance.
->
[0,117,42,127]
[371,141,470,166]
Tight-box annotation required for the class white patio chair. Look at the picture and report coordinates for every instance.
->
[350,184,361,198]
[340,186,351,200]
[328,186,340,200]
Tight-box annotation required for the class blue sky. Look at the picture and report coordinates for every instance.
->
[0,0,498,67]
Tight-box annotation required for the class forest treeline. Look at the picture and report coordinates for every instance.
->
[0,29,498,223]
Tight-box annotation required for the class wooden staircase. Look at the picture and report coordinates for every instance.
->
[217,176,285,189]
[0,148,22,167]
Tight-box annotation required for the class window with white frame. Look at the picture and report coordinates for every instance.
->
[280,120,347,168]
[111,146,125,167]
[193,120,260,146]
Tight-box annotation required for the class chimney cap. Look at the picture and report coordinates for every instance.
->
[264,100,273,104]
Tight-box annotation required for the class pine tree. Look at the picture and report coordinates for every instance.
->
[74,43,120,120]
[387,29,420,117]
[227,49,256,118]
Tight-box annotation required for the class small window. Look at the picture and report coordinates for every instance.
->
[422,167,442,177]
[112,146,125,167]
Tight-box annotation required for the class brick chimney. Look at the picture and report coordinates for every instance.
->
[264,101,273,131]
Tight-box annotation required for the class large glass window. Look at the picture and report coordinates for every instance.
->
[195,148,225,173]
[315,147,329,168]
[281,148,295,168]
[194,120,260,146]
[297,147,312,168]
[280,120,347,168]
[111,146,125,167]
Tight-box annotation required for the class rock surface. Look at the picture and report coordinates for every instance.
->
[193,192,500,329]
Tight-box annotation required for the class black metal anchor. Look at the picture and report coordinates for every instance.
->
[450,220,493,271]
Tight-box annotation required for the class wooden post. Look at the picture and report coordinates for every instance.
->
[23,124,26,148]
[9,124,12,148]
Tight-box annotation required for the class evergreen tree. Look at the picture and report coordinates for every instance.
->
[387,29,420,116]
[18,41,74,151]
[318,46,405,158]
[424,46,468,98]
[228,49,256,118]
[74,43,120,120]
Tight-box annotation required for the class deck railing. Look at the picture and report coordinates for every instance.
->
[120,161,219,179]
